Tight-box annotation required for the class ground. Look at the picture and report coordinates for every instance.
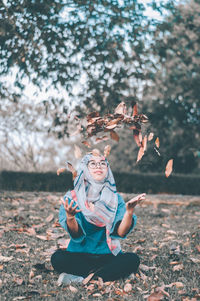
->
[0,191,199,301]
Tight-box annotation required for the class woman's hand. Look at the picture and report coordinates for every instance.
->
[62,198,81,220]
[126,193,146,215]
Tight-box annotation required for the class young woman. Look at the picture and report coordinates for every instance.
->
[51,151,146,284]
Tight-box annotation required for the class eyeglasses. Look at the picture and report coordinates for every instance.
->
[88,160,107,169]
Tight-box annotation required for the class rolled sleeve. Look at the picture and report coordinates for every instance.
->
[59,203,86,243]
[110,194,137,239]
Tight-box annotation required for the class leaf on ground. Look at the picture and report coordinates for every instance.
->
[82,272,94,285]
[14,277,24,285]
[36,235,48,240]
[69,285,78,293]
[147,291,164,301]
[0,255,13,262]
[190,257,200,264]
[123,283,132,292]
[195,245,200,253]
[45,214,54,223]
[173,264,184,271]
[26,227,36,235]
[165,159,173,178]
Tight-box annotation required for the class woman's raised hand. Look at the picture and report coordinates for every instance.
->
[126,193,146,215]
[62,198,82,220]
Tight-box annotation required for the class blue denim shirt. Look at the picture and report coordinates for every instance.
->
[59,193,137,254]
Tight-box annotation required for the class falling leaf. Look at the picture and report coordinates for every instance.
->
[110,130,119,142]
[82,272,94,285]
[133,130,142,147]
[148,132,154,141]
[45,214,54,223]
[137,147,145,162]
[74,145,82,159]
[114,102,127,115]
[95,136,109,144]
[132,103,138,116]
[155,137,160,148]
[70,123,82,136]
[124,283,132,292]
[56,167,66,176]
[104,145,111,157]
[91,149,101,156]
[82,141,91,148]
[66,162,77,180]
[165,159,173,178]
[143,135,148,151]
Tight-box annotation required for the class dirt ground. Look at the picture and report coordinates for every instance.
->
[0,191,199,301]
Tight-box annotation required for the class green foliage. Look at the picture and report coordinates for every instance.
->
[144,0,200,173]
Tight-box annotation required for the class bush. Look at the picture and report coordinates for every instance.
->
[0,170,199,195]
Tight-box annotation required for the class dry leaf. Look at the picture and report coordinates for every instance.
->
[110,130,119,142]
[70,123,82,136]
[74,145,82,159]
[56,167,66,176]
[155,137,160,148]
[57,238,70,249]
[91,149,101,156]
[132,103,138,116]
[82,273,94,285]
[36,235,48,240]
[195,245,200,253]
[0,255,13,262]
[143,135,147,151]
[114,101,127,115]
[92,293,102,297]
[95,136,109,144]
[147,291,164,301]
[66,162,77,180]
[45,214,54,223]
[29,269,34,280]
[172,282,184,288]
[104,145,111,157]
[69,285,78,293]
[82,141,91,148]
[190,257,200,264]
[133,130,142,147]
[124,283,132,292]
[173,264,184,271]
[137,147,145,162]
[148,132,154,141]
[165,159,173,178]
[14,277,24,285]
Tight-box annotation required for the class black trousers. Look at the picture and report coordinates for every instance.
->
[51,249,140,282]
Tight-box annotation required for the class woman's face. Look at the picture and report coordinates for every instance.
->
[87,156,108,181]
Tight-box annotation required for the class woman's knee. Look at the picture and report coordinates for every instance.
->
[121,252,140,271]
[51,249,63,270]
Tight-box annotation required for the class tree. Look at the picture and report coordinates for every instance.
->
[0,0,151,135]
[143,0,200,173]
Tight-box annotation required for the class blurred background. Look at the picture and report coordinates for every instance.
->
[0,0,200,191]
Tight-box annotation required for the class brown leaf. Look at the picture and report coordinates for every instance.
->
[82,141,91,148]
[148,132,154,141]
[69,285,78,293]
[74,145,82,159]
[57,238,70,249]
[143,135,147,151]
[91,149,101,156]
[133,130,142,147]
[114,102,127,115]
[137,147,145,162]
[70,123,82,136]
[165,159,173,178]
[195,245,200,253]
[95,136,109,144]
[110,130,119,142]
[14,277,24,285]
[66,162,77,180]
[104,145,111,157]
[36,235,48,240]
[173,264,184,271]
[45,214,54,223]
[87,112,100,121]
[82,273,94,285]
[155,137,160,148]
[147,291,164,301]
[124,283,132,292]
[0,255,13,262]
[56,167,66,176]
[132,103,138,116]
